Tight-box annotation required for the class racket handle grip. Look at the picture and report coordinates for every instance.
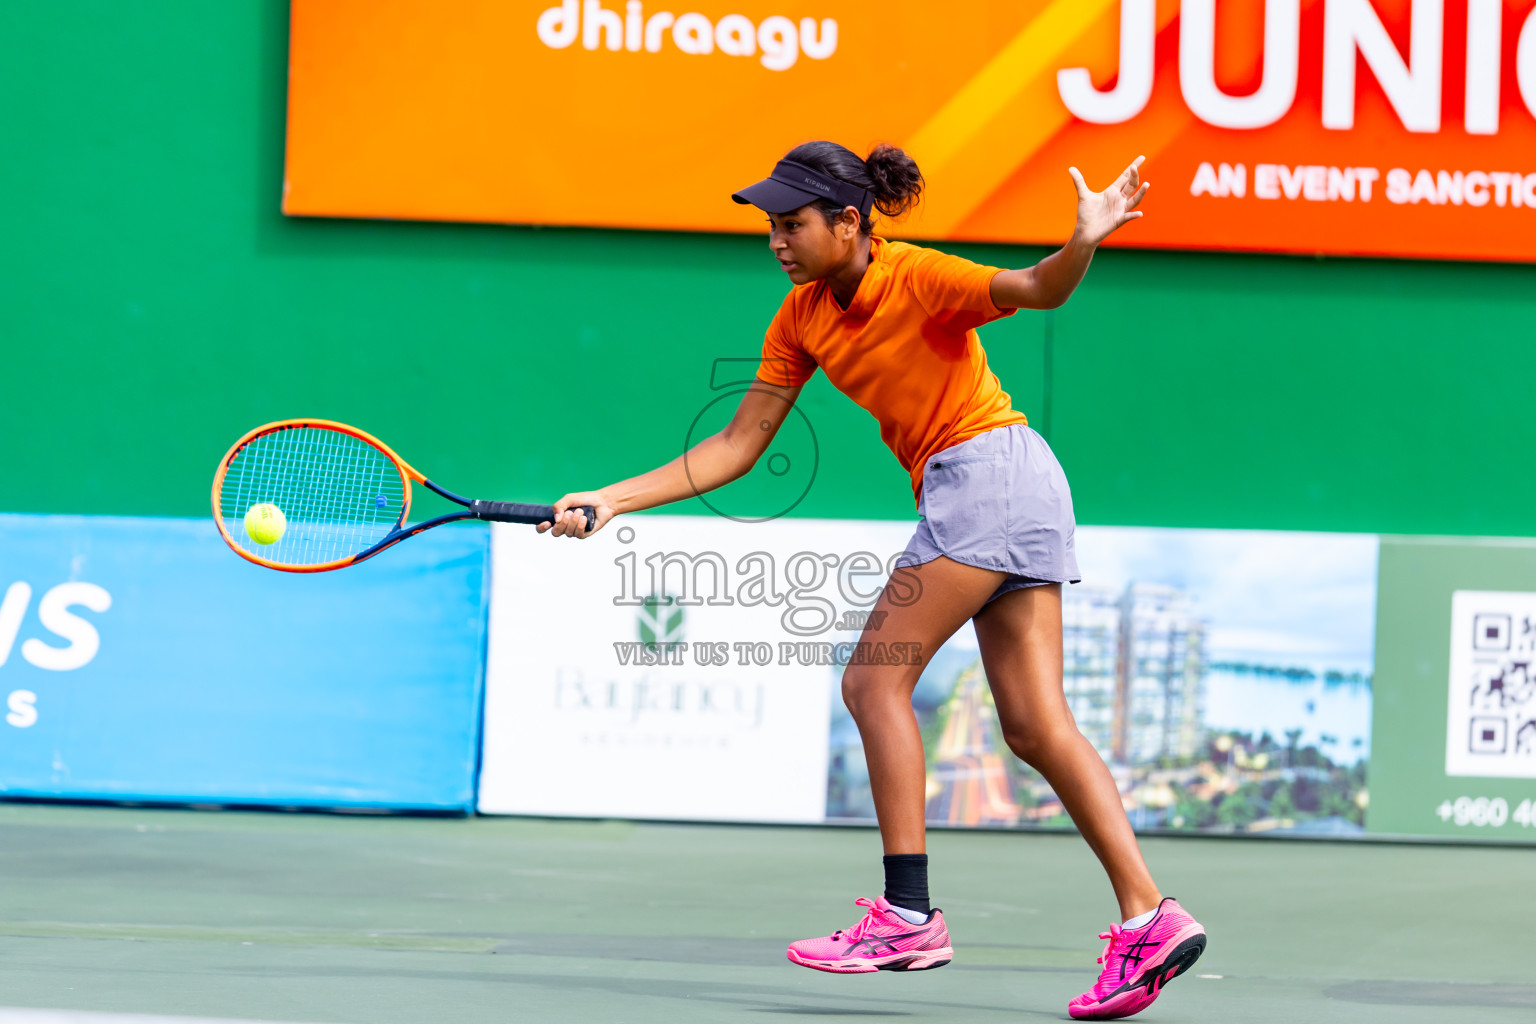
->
[469,500,598,534]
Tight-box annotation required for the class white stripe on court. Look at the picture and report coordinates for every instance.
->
[0,1011,329,1024]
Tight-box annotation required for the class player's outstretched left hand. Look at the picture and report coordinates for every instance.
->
[541,490,616,538]
[1069,156,1150,247]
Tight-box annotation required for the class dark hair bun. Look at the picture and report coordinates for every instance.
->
[864,144,924,219]
[780,139,925,233]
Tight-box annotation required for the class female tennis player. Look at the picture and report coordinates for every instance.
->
[541,141,1206,1020]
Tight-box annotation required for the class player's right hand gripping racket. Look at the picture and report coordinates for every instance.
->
[211,419,595,572]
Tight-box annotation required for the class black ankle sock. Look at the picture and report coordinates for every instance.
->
[882,853,931,916]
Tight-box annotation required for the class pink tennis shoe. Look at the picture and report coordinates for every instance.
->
[1068,898,1207,1020]
[786,897,953,973]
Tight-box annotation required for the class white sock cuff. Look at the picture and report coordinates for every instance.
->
[888,905,930,925]
[1121,908,1157,930]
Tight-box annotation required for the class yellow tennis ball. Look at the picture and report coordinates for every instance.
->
[244,502,287,545]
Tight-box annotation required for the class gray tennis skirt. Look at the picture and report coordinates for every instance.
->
[903,423,1080,605]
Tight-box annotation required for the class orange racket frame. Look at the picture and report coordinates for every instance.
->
[212,418,593,573]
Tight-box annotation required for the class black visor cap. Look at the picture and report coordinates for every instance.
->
[732,160,873,218]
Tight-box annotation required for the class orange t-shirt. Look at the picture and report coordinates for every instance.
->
[756,237,1028,504]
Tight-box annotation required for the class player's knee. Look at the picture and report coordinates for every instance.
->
[1001,726,1039,764]
[1003,722,1074,767]
[840,667,873,717]
[840,665,908,719]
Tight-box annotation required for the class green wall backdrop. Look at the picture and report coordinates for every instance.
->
[3,1,1534,534]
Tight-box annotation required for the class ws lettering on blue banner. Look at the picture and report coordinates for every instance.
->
[0,514,488,811]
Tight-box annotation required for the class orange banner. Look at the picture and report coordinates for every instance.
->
[286,0,1536,261]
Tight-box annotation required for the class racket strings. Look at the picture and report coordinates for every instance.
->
[218,427,407,566]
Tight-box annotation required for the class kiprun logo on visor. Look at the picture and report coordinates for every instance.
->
[537,2,838,71]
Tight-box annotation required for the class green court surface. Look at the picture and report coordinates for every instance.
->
[0,804,1528,1023]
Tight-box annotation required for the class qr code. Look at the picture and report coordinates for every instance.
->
[1446,591,1536,778]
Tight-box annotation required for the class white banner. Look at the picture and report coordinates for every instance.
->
[478,515,918,821]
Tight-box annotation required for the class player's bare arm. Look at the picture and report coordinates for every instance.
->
[543,380,803,538]
[989,156,1150,312]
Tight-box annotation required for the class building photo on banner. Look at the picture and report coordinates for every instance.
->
[829,526,1378,837]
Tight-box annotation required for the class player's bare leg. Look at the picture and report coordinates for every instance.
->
[840,555,1009,854]
[975,584,1205,1018]
[785,554,1005,974]
[973,584,1161,920]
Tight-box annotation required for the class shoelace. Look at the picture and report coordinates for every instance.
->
[1087,927,1136,994]
[1095,923,1127,973]
[830,897,886,943]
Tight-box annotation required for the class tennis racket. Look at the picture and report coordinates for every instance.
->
[211,418,595,572]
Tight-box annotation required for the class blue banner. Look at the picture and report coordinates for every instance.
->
[0,514,488,810]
